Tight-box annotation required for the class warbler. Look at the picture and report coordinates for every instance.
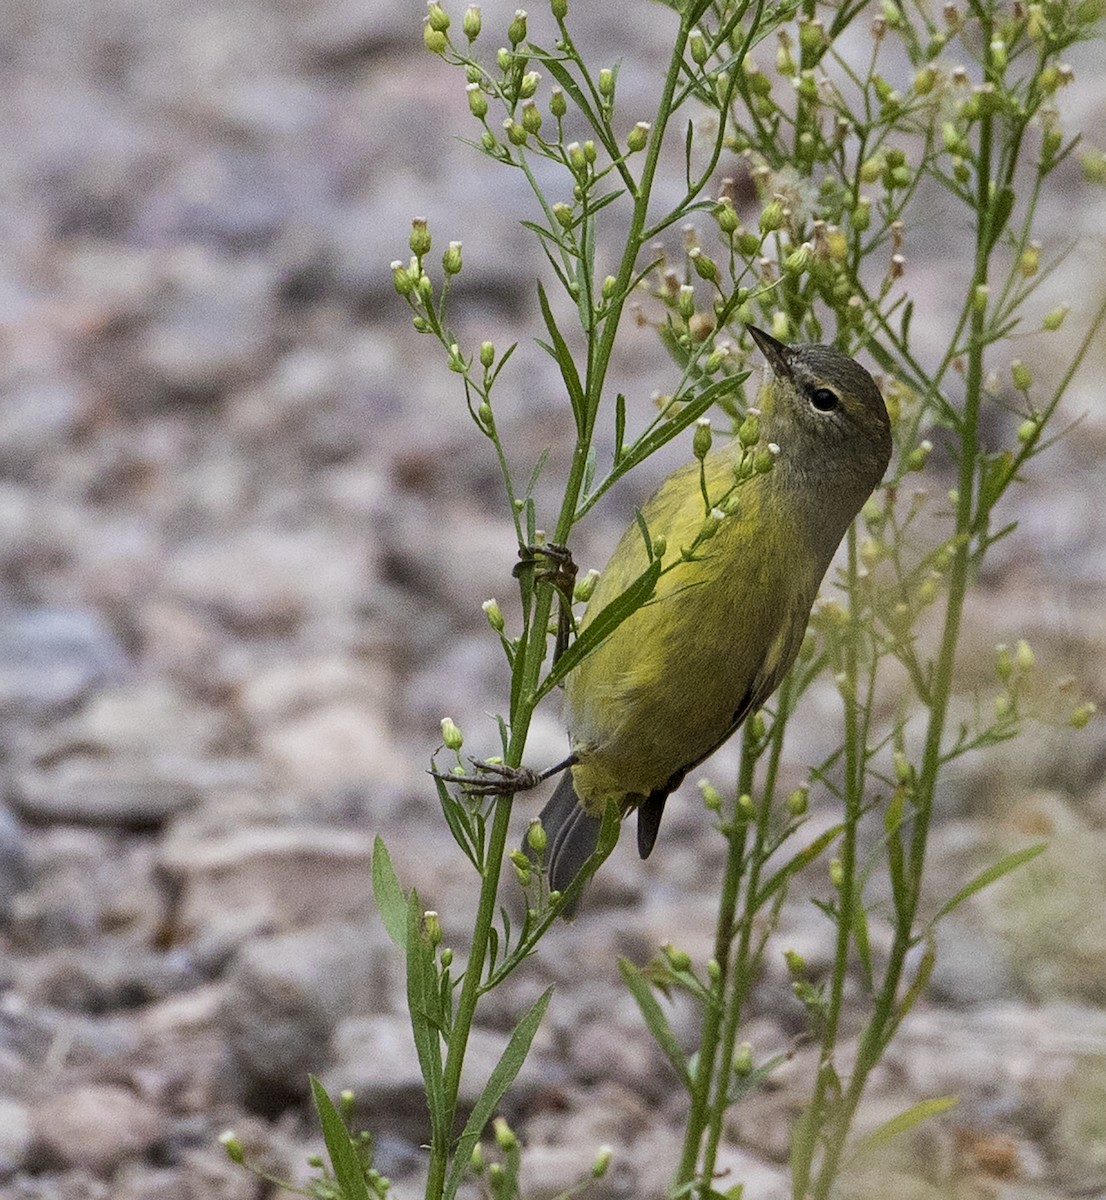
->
[539,325,892,897]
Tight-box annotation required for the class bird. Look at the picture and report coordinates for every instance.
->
[538,325,893,901]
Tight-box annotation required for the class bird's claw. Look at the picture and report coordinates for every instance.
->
[429,758,544,796]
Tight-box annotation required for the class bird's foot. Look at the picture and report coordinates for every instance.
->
[429,757,545,796]
[512,542,578,596]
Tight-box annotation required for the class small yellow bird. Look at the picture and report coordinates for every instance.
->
[539,326,892,896]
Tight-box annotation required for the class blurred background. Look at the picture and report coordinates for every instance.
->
[1,0,1106,1196]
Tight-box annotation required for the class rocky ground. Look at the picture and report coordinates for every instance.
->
[2,1,1106,1197]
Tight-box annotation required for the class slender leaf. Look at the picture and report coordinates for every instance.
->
[432,774,479,870]
[619,958,692,1090]
[754,824,844,909]
[406,894,447,1140]
[853,1095,959,1157]
[372,837,407,949]
[614,392,627,464]
[536,281,586,434]
[534,557,662,700]
[933,842,1047,922]
[444,987,554,1200]
[310,1076,373,1200]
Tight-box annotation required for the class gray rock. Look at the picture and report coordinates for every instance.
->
[0,1096,32,1174]
[220,921,395,1098]
[30,1084,167,1175]
[13,758,202,829]
[159,826,376,941]
[0,608,127,719]
[327,1012,549,1142]
[0,803,32,918]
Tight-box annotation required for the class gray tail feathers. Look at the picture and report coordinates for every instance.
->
[535,772,602,907]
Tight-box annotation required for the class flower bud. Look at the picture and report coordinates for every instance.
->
[859,154,884,183]
[552,201,573,228]
[852,195,871,232]
[483,598,504,631]
[906,439,932,471]
[493,1116,517,1150]
[759,199,785,234]
[466,82,489,118]
[219,1132,245,1165]
[860,537,883,569]
[427,2,451,31]
[518,70,540,98]
[527,817,547,853]
[521,101,542,134]
[477,400,493,427]
[733,1042,753,1076]
[574,568,600,602]
[699,507,724,541]
[698,778,723,811]
[664,942,692,971]
[1019,242,1040,277]
[551,0,567,17]
[1042,304,1069,331]
[651,535,667,559]
[409,217,432,258]
[690,28,708,66]
[442,241,463,275]
[463,4,481,38]
[423,910,442,947]
[550,86,567,118]
[693,417,713,460]
[566,141,587,173]
[829,857,844,888]
[627,121,650,152]
[441,716,464,750]
[504,118,527,146]
[689,247,718,282]
[592,1146,613,1178]
[1011,360,1032,391]
[391,260,414,296]
[994,643,1013,682]
[478,342,495,370]
[713,198,739,234]
[738,408,760,447]
[1015,639,1035,671]
[677,284,695,320]
[423,22,447,53]
[784,949,806,976]
[598,67,614,96]
[753,445,778,474]
[737,792,755,818]
[787,786,808,816]
[1071,702,1097,729]
[913,65,937,95]
[507,8,527,45]
[689,311,715,343]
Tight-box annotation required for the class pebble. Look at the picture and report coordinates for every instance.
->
[30,1084,167,1175]
[0,608,127,720]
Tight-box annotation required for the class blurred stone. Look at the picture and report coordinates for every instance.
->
[37,679,227,759]
[930,917,1017,1007]
[1050,1055,1106,1189]
[13,759,203,829]
[31,1085,167,1175]
[517,1141,636,1200]
[18,944,200,1012]
[135,250,277,402]
[0,803,32,919]
[220,921,393,1101]
[165,527,368,637]
[0,1096,32,1174]
[0,608,127,719]
[160,826,375,941]
[327,1013,548,1141]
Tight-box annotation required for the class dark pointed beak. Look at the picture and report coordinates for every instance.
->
[747,325,794,380]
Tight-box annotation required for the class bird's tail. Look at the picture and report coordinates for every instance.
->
[535,771,602,912]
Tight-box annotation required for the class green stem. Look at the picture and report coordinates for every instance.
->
[675,723,758,1193]
[809,17,997,1195]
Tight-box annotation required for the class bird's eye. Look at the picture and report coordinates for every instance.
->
[810,387,839,412]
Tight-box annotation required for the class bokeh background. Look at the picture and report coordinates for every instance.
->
[2,0,1106,1197]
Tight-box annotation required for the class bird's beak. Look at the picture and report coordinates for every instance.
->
[747,325,794,380]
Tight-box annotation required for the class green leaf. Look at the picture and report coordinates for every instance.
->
[406,893,447,1140]
[754,824,844,909]
[372,837,407,949]
[444,987,554,1200]
[789,1098,819,1199]
[934,842,1047,921]
[853,1095,959,1157]
[536,282,586,435]
[431,773,479,871]
[534,557,662,701]
[619,958,692,1091]
[310,1076,373,1200]
[987,184,1016,251]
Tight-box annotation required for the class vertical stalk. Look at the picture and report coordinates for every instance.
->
[810,14,997,1196]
